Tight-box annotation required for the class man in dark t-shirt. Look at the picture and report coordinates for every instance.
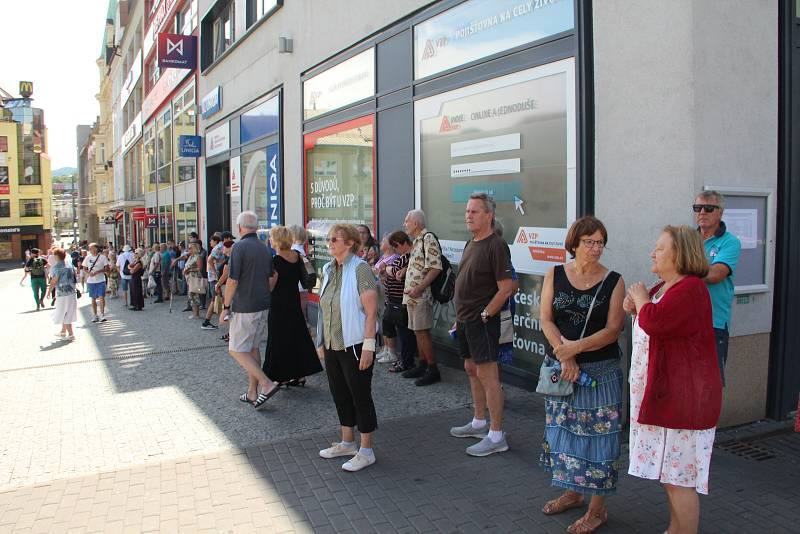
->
[25,248,48,310]
[450,193,513,458]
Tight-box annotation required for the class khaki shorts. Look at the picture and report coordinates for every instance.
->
[406,301,433,331]
[228,310,269,353]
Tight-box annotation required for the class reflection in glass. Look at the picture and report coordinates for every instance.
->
[240,96,279,144]
[241,150,268,226]
[304,115,375,289]
[303,48,375,120]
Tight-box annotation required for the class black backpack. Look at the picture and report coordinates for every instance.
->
[122,259,131,276]
[423,232,455,304]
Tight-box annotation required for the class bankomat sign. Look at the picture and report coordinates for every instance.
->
[157,33,197,70]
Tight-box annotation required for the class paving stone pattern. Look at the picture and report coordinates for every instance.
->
[2,269,799,533]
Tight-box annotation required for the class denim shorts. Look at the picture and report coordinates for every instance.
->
[120,278,130,291]
[87,281,106,299]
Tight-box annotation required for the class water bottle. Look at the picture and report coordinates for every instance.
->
[553,361,597,388]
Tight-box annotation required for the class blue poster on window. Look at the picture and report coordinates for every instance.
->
[266,143,282,228]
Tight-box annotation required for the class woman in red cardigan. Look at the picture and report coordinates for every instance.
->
[624,225,722,534]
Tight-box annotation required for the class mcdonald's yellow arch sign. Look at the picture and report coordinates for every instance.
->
[19,81,33,98]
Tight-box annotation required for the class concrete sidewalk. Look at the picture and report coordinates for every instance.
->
[1,401,798,534]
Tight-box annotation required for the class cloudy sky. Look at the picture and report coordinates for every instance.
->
[1,0,109,170]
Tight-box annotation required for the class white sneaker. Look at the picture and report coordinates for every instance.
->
[100,314,107,322]
[319,441,357,459]
[377,352,396,364]
[342,452,375,472]
[91,316,100,323]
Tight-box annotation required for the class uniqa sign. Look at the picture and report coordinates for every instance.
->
[266,143,281,228]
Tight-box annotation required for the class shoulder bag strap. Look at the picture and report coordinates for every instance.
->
[579,270,612,340]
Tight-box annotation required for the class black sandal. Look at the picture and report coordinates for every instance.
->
[239,392,254,403]
[253,385,280,410]
[287,378,306,388]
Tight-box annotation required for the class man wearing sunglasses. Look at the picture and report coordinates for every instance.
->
[694,190,741,385]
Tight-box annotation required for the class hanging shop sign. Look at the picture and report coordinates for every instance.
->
[266,143,281,228]
[132,207,147,221]
[145,213,158,228]
[205,122,230,158]
[121,112,142,153]
[0,166,9,195]
[303,48,375,120]
[120,50,142,108]
[200,86,222,119]
[178,135,202,157]
[157,33,197,70]
[414,0,574,79]
[229,156,241,238]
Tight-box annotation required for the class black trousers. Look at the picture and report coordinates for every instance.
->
[384,301,418,368]
[324,344,377,434]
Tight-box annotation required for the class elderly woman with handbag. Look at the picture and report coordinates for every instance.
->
[538,216,626,534]
[184,242,207,319]
[624,226,722,534]
[315,224,379,472]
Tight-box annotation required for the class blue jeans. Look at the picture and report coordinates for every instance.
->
[714,327,729,386]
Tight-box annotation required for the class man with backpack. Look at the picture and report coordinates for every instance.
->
[24,248,48,310]
[116,244,135,308]
[402,209,444,386]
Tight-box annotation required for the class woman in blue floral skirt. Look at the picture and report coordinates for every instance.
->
[539,216,626,534]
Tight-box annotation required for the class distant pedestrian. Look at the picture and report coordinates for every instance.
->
[693,190,741,385]
[83,243,109,322]
[539,216,625,534]
[214,239,234,341]
[448,194,514,458]
[23,248,47,310]
[316,224,379,472]
[107,251,119,298]
[128,252,145,311]
[148,244,163,302]
[183,242,205,319]
[47,249,77,340]
[116,244,134,307]
[201,233,223,328]
[159,243,172,301]
[219,211,280,410]
[374,235,399,365]
[401,209,443,386]
[625,225,722,534]
[263,225,323,387]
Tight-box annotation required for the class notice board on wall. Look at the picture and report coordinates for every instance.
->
[707,187,771,293]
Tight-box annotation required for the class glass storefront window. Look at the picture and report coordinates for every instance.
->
[303,48,375,120]
[144,124,156,192]
[241,149,268,226]
[304,115,375,287]
[415,59,576,373]
[413,0,574,80]
[240,95,279,144]
[173,86,197,184]
[157,109,172,187]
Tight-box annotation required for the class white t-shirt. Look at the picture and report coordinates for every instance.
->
[82,254,110,284]
[47,254,57,275]
[116,251,135,280]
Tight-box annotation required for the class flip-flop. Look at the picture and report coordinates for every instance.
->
[253,385,280,410]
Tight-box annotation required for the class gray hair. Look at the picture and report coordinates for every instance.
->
[493,217,504,238]
[237,211,259,230]
[288,224,307,243]
[469,192,496,215]
[696,190,725,210]
[406,209,426,228]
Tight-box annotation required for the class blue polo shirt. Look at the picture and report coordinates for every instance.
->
[703,221,741,330]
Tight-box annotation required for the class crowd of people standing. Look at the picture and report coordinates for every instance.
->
[17,188,740,534]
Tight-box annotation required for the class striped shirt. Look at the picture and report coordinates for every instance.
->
[383,253,409,304]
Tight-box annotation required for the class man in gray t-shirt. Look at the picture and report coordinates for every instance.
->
[220,211,279,410]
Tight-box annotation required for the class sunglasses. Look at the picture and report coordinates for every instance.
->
[326,236,346,244]
[692,204,721,213]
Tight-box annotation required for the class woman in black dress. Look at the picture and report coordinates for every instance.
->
[263,225,323,386]
[129,252,145,311]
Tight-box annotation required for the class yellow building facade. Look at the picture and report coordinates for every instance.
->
[0,97,53,260]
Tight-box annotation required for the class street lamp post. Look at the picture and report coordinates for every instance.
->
[71,173,78,245]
